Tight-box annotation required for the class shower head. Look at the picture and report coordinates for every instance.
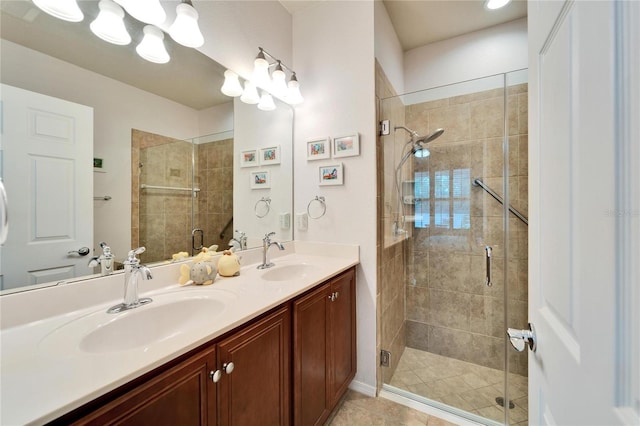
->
[416,128,445,144]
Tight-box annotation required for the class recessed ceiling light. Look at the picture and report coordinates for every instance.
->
[485,0,512,10]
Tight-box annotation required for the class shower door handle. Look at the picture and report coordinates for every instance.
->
[192,228,204,253]
[485,246,492,287]
[507,323,537,352]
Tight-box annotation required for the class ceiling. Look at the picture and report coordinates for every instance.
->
[1,1,527,110]
[280,0,528,51]
[0,0,228,110]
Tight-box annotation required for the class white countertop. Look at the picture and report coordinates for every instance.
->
[0,241,359,425]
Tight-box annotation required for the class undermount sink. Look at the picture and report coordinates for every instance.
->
[260,263,320,282]
[40,289,236,354]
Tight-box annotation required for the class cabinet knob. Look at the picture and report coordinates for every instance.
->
[334,291,339,300]
[223,362,235,374]
[210,370,222,383]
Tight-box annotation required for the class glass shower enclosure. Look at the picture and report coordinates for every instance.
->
[378,70,529,425]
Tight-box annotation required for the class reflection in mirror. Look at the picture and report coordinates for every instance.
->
[0,1,293,293]
[132,129,234,265]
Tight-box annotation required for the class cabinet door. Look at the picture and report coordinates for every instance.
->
[293,283,331,425]
[73,347,217,426]
[217,306,291,426]
[328,268,356,406]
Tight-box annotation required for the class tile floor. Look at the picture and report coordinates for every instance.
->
[387,348,528,425]
[327,389,458,426]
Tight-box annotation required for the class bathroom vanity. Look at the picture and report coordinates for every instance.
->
[0,242,359,425]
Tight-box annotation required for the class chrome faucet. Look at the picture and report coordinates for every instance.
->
[107,247,153,314]
[88,242,115,276]
[257,232,284,270]
[229,229,247,251]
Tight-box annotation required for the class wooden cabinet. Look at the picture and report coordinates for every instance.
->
[216,306,290,425]
[55,267,355,426]
[69,347,217,426]
[293,268,356,425]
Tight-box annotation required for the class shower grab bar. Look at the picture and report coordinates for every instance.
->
[141,184,201,193]
[473,178,528,226]
[485,246,493,287]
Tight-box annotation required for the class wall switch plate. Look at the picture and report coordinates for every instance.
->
[380,120,390,136]
[279,212,291,229]
[296,212,308,231]
[380,350,391,367]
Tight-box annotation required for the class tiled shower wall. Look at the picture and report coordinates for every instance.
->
[404,83,529,376]
[195,139,234,251]
[131,129,193,264]
[131,131,234,264]
[376,61,408,390]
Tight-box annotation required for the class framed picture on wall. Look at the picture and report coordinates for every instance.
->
[250,170,271,189]
[318,163,343,186]
[332,133,360,158]
[240,149,259,167]
[306,138,331,160]
[260,146,280,165]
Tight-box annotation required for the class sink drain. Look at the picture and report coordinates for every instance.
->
[495,397,515,409]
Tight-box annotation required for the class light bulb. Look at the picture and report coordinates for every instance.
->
[271,62,287,98]
[136,25,170,64]
[258,92,276,111]
[252,50,271,89]
[90,0,131,46]
[169,2,204,48]
[285,73,304,105]
[485,0,511,10]
[114,0,166,25]
[240,82,260,104]
[33,0,84,22]
[221,70,244,97]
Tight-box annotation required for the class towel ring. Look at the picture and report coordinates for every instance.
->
[254,197,271,218]
[307,196,326,219]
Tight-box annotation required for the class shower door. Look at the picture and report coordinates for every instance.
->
[378,71,529,425]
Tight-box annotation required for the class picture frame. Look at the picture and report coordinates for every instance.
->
[250,170,271,189]
[240,149,259,168]
[332,133,360,158]
[318,163,344,186]
[306,138,331,160]
[259,146,280,165]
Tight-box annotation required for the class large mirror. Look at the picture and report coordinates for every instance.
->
[0,1,293,293]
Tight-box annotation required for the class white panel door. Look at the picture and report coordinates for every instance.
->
[0,84,93,290]
[528,1,639,425]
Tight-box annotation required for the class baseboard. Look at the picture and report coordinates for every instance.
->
[348,379,377,397]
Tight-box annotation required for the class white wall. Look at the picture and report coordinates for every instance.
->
[195,0,292,83]
[404,18,528,93]
[374,0,405,95]
[233,99,294,246]
[198,102,234,137]
[292,1,378,394]
[0,40,202,260]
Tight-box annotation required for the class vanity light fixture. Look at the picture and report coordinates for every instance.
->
[252,48,272,90]
[285,72,304,105]
[169,0,204,48]
[221,70,244,97]
[485,0,512,10]
[221,47,304,109]
[240,81,260,104]
[90,0,131,46]
[33,0,83,22]
[113,0,166,26]
[257,91,276,111]
[270,61,288,98]
[136,25,170,64]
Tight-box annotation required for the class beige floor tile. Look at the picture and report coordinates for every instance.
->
[388,348,528,424]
